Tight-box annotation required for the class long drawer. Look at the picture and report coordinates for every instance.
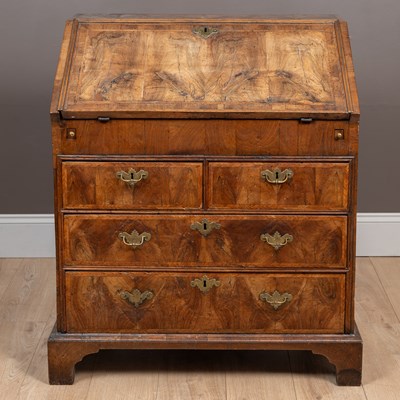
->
[61,161,203,210]
[65,271,345,334]
[208,161,350,211]
[63,214,347,269]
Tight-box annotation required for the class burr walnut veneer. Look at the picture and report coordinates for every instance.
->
[48,15,362,385]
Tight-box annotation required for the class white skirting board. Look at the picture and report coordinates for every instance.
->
[0,213,399,258]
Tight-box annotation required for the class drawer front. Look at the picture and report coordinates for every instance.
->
[62,161,203,210]
[65,271,345,333]
[208,162,349,211]
[63,214,347,269]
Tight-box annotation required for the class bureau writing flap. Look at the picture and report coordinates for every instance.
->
[53,15,359,120]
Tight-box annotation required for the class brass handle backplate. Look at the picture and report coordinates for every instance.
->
[191,275,220,293]
[118,230,151,249]
[260,231,293,251]
[116,168,148,188]
[191,218,221,237]
[118,288,154,307]
[192,26,219,39]
[259,290,293,310]
[261,168,293,184]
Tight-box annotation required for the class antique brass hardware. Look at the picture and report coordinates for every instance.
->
[116,168,148,188]
[118,288,154,307]
[191,275,220,293]
[192,26,219,39]
[259,290,293,310]
[334,129,345,140]
[261,168,293,184]
[260,231,293,250]
[118,230,151,249]
[190,218,221,237]
[66,129,76,139]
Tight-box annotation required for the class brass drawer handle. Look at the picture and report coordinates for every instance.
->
[116,168,148,188]
[118,230,151,249]
[191,275,220,293]
[260,290,293,310]
[118,288,154,308]
[261,168,293,184]
[191,218,221,237]
[260,231,293,250]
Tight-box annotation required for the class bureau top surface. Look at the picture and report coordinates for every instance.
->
[52,15,359,120]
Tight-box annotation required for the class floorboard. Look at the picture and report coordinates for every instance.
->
[0,257,399,399]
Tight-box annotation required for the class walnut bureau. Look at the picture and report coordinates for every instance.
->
[48,15,362,385]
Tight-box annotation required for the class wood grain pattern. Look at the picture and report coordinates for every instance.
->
[59,19,351,119]
[49,15,361,386]
[63,214,347,269]
[62,161,203,210]
[208,161,349,211]
[64,271,345,334]
[59,119,355,156]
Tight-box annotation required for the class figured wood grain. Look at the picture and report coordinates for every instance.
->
[49,15,361,387]
[63,214,347,268]
[64,271,345,334]
[208,161,349,211]
[59,119,355,156]
[62,161,203,210]
[59,19,351,119]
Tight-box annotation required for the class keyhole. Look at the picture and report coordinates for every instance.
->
[203,222,208,231]
[204,27,208,33]
[130,172,134,179]
[203,279,207,288]
[275,171,279,180]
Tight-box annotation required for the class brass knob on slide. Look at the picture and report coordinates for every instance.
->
[116,168,148,188]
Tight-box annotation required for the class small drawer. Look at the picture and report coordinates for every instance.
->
[63,214,347,269]
[208,161,350,211]
[65,271,345,333]
[61,161,203,210]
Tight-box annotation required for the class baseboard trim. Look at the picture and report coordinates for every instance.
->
[356,213,400,257]
[0,214,55,258]
[0,213,399,258]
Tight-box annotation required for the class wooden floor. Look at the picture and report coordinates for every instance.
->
[0,258,399,399]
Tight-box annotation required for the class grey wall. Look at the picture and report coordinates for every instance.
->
[0,0,399,213]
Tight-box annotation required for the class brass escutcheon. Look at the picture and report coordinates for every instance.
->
[116,168,148,188]
[118,230,151,249]
[260,231,293,251]
[118,288,154,308]
[192,26,219,39]
[191,218,221,237]
[259,290,293,310]
[191,275,220,293]
[261,168,293,184]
